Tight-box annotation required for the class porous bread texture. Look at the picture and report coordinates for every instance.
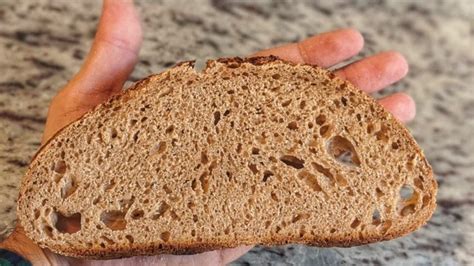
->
[17,57,437,259]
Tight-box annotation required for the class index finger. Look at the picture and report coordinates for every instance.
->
[252,28,364,68]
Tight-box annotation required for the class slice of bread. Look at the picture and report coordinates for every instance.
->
[17,56,437,259]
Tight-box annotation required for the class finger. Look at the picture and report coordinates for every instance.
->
[66,0,142,102]
[253,28,364,68]
[154,246,253,265]
[378,92,416,122]
[221,246,254,264]
[336,51,409,93]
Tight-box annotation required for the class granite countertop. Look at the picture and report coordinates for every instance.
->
[0,0,472,264]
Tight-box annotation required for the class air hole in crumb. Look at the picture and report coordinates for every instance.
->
[236,143,242,154]
[327,136,361,167]
[399,185,414,200]
[141,116,148,122]
[200,171,209,193]
[262,170,274,182]
[191,229,196,237]
[61,175,79,199]
[287,121,298,130]
[251,147,260,155]
[279,155,305,169]
[133,131,140,142]
[213,111,221,126]
[160,231,171,242]
[272,73,281,79]
[129,119,138,126]
[299,100,306,109]
[43,225,54,238]
[165,125,175,134]
[335,174,348,187]
[400,204,416,216]
[372,209,381,225]
[375,187,384,198]
[298,171,322,192]
[281,99,292,107]
[100,210,127,231]
[375,125,390,142]
[34,209,40,219]
[131,209,144,220]
[256,134,267,145]
[92,197,101,205]
[406,155,417,171]
[152,141,166,155]
[422,195,431,208]
[275,226,282,233]
[151,202,170,220]
[341,97,348,106]
[391,142,399,150]
[104,180,116,191]
[163,184,172,194]
[248,164,259,174]
[191,179,198,191]
[311,162,335,185]
[110,128,118,139]
[316,115,326,126]
[54,211,81,234]
[126,235,134,243]
[223,110,231,116]
[414,176,424,190]
[291,213,310,223]
[271,192,278,202]
[226,171,232,181]
[200,152,209,164]
[100,243,106,248]
[350,218,361,229]
[299,226,306,237]
[265,221,272,228]
[319,125,332,138]
[170,210,179,221]
[101,236,115,245]
[367,124,375,134]
[53,160,67,175]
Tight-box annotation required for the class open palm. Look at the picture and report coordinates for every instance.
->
[14,0,414,265]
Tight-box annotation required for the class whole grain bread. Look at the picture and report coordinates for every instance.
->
[17,56,437,259]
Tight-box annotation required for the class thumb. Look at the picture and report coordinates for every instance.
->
[42,0,142,143]
[66,0,143,104]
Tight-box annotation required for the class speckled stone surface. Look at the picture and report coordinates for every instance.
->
[0,0,472,264]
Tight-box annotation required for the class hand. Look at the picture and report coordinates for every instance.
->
[21,0,413,265]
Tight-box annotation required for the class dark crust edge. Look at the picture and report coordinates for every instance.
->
[18,56,437,259]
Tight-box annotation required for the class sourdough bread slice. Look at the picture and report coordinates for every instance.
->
[17,56,437,259]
